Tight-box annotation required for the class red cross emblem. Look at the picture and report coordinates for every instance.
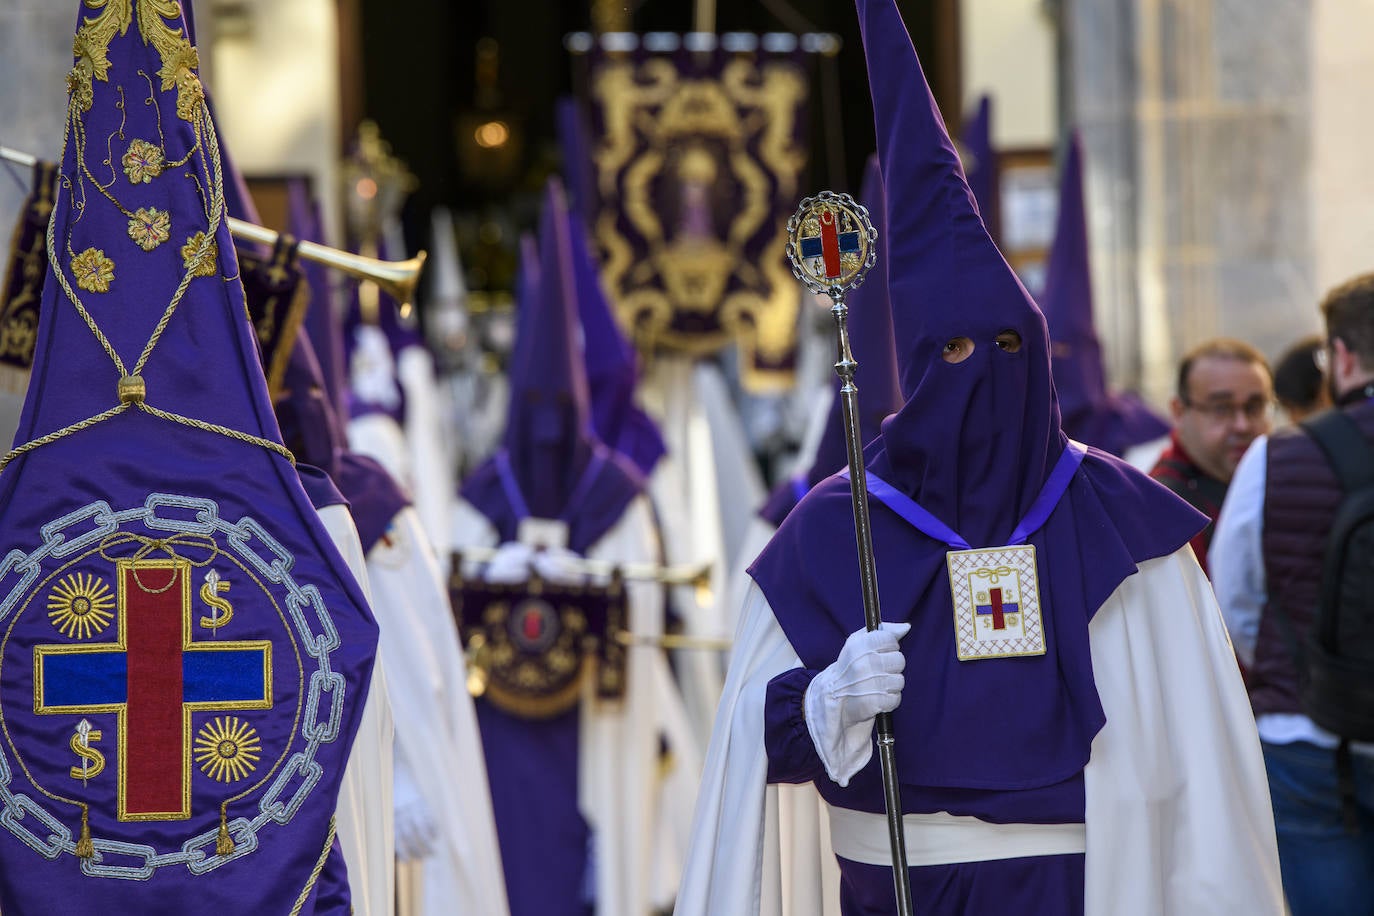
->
[34,560,271,820]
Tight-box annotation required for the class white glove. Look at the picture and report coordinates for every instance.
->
[804,622,911,787]
[393,753,439,862]
[531,546,586,586]
[482,540,535,585]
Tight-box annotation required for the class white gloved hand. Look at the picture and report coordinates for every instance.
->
[804,622,911,787]
[531,546,586,586]
[393,754,439,862]
[483,540,536,585]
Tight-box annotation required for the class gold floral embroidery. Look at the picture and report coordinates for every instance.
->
[67,0,133,112]
[139,0,205,121]
[180,231,217,277]
[71,248,115,293]
[127,207,170,251]
[67,0,205,122]
[122,139,165,184]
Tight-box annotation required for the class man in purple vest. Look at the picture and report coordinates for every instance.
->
[1212,274,1374,916]
[678,1,1284,913]
[1150,337,1274,573]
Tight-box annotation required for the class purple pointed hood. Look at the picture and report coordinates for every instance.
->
[460,181,642,548]
[503,179,594,514]
[556,96,598,223]
[960,95,999,241]
[0,2,377,908]
[1041,132,1169,455]
[566,216,667,477]
[759,154,901,527]
[862,0,1060,547]
[748,0,1204,803]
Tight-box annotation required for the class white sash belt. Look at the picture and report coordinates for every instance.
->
[826,804,1086,867]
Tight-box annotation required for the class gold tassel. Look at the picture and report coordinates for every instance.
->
[216,807,235,856]
[75,807,94,859]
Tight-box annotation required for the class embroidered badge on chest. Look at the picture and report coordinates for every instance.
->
[947,544,1047,661]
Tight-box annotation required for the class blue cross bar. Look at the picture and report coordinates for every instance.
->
[799,230,861,260]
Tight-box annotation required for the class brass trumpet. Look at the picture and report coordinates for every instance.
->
[0,145,426,312]
[227,218,426,314]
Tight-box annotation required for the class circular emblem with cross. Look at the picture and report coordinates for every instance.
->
[0,493,347,879]
[785,191,878,297]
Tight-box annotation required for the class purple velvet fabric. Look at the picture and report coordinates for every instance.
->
[0,3,376,910]
[759,155,902,527]
[461,180,642,544]
[749,0,1204,809]
[1041,133,1169,456]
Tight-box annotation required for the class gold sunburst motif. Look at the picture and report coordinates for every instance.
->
[194,717,261,783]
[47,572,115,639]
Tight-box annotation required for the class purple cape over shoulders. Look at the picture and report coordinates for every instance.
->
[749,444,1204,798]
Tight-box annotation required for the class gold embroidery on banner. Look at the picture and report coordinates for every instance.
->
[68,0,134,113]
[47,572,115,639]
[0,543,303,851]
[590,53,809,387]
[70,247,114,292]
[122,138,164,184]
[194,716,261,782]
[180,231,217,277]
[68,726,107,780]
[127,206,170,251]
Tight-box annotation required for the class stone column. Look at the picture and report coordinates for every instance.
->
[1066,0,1315,402]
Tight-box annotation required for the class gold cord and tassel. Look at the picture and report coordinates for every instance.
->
[216,804,235,856]
[75,805,94,858]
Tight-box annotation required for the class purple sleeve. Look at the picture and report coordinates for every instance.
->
[765,666,827,784]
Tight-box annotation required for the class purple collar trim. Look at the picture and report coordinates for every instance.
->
[843,440,1087,549]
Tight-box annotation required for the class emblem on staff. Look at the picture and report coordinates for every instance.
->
[786,191,914,916]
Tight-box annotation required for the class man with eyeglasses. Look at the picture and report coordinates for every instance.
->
[1150,338,1275,574]
[1211,274,1374,915]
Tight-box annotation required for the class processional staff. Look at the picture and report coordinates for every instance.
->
[786,191,915,916]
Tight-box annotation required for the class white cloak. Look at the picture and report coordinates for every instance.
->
[396,347,456,563]
[676,548,1285,915]
[365,505,509,916]
[317,503,396,916]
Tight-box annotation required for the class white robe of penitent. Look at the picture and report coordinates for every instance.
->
[676,548,1285,916]
[317,503,396,916]
[365,506,509,916]
[640,355,763,746]
[395,346,456,563]
[451,494,700,915]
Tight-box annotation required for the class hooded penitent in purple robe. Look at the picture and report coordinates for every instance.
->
[747,1,1204,911]
[758,154,901,528]
[1040,132,1169,457]
[458,179,643,916]
[0,3,378,911]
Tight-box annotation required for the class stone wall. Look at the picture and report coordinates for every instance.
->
[1066,0,1315,402]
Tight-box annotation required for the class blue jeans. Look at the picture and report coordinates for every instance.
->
[1263,740,1374,916]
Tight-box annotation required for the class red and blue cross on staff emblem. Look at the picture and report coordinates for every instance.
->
[33,559,271,820]
[798,208,862,281]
